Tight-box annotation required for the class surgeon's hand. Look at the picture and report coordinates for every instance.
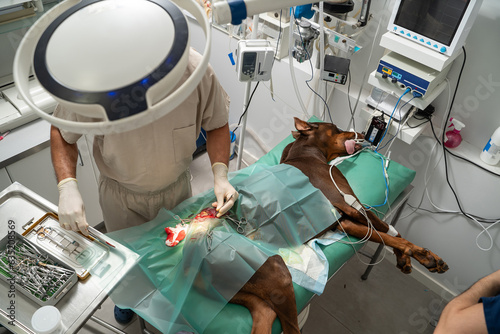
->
[57,178,89,236]
[212,162,239,217]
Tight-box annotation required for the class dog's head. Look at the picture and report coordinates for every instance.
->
[292,117,364,160]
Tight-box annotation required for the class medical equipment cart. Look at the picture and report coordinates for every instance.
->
[0,182,139,334]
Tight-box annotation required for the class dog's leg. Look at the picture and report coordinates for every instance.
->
[364,210,400,235]
[337,203,400,237]
[231,255,301,334]
[338,218,448,274]
[230,291,277,334]
[363,210,412,273]
[353,209,447,274]
[338,205,417,272]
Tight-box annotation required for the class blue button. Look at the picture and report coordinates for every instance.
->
[413,36,418,39]
[394,26,397,31]
[400,30,404,34]
[427,41,431,45]
[433,44,438,48]
[420,38,424,42]
[440,46,447,53]
[407,33,411,37]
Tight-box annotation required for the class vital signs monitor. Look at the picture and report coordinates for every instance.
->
[387,0,483,57]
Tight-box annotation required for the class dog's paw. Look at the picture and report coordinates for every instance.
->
[428,258,449,274]
[394,249,412,274]
[414,248,449,274]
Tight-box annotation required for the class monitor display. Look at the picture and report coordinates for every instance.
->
[394,0,471,46]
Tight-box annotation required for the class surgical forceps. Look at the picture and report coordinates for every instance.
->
[1,239,74,302]
[224,216,250,234]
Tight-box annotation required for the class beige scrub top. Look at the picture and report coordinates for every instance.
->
[54,49,230,194]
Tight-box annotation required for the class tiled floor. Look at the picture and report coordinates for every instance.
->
[300,254,443,334]
[74,152,444,334]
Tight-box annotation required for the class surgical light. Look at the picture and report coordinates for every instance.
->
[13,0,211,135]
[212,0,351,25]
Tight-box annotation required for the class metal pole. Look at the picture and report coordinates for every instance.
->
[138,317,156,334]
[235,14,260,170]
[235,82,253,170]
[90,316,127,334]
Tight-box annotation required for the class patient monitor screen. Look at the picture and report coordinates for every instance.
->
[394,0,471,46]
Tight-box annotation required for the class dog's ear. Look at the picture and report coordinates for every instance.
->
[294,117,318,134]
[291,131,300,139]
[294,117,310,131]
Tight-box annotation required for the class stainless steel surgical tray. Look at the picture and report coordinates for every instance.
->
[0,182,58,235]
[23,213,109,280]
[0,232,78,306]
[0,182,140,334]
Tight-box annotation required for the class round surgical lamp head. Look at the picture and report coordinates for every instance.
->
[14,0,211,135]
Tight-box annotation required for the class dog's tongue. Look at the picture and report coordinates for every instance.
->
[345,139,356,155]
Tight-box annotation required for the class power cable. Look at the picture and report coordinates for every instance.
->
[232,81,260,134]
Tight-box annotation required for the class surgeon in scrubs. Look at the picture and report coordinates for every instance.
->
[50,49,238,235]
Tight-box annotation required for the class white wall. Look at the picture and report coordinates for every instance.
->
[190,0,500,297]
[382,0,500,296]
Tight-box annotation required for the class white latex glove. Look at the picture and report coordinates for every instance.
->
[212,162,239,217]
[57,178,89,236]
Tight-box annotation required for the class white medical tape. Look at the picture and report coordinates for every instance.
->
[387,225,398,237]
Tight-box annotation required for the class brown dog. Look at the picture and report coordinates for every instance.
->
[281,118,448,274]
[228,118,448,334]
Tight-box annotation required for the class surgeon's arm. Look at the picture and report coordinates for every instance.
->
[434,270,500,334]
[50,126,89,235]
[206,123,230,166]
[51,126,78,181]
[206,123,238,217]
